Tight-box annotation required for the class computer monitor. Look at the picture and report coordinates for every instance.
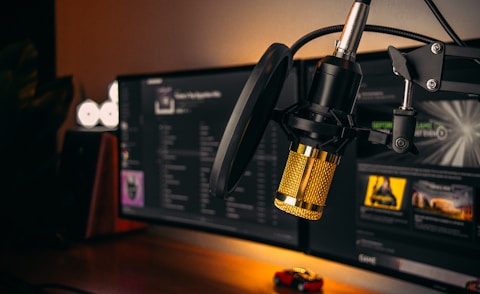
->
[117,65,302,249]
[117,45,480,293]
[306,49,480,294]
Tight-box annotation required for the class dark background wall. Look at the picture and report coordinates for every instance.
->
[1,0,56,84]
[1,0,61,248]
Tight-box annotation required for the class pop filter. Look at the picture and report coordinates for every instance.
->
[209,43,293,199]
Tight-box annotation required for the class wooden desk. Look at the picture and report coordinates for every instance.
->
[2,231,379,294]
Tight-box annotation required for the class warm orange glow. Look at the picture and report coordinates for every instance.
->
[149,225,402,292]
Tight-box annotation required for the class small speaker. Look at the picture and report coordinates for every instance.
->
[58,128,146,240]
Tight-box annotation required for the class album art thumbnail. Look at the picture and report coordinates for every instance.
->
[121,170,145,207]
[411,180,474,221]
[154,87,175,115]
[363,175,406,211]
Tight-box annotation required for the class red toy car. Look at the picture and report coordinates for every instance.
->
[465,278,480,292]
[273,267,324,292]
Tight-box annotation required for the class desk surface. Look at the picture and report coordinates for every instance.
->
[2,231,380,294]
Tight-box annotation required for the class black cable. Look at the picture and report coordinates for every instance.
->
[423,0,480,64]
[423,0,467,47]
[290,24,438,56]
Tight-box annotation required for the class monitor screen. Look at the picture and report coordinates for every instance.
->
[306,50,480,293]
[117,65,301,249]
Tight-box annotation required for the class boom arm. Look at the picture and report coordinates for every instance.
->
[384,42,480,154]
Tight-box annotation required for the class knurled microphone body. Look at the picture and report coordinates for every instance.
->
[273,0,369,220]
[273,55,363,220]
[275,142,340,220]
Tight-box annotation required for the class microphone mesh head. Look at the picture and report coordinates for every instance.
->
[274,144,339,220]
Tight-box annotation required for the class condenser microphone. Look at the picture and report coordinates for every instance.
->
[209,0,371,221]
[274,0,370,220]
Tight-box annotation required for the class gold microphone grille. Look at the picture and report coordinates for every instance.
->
[274,145,339,220]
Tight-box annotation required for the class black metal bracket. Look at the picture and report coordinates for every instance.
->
[389,42,480,95]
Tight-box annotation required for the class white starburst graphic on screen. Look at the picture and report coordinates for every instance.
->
[416,100,480,168]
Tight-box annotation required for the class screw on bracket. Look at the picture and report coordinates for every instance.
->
[426,79,439,91]
[431,42,443,55]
